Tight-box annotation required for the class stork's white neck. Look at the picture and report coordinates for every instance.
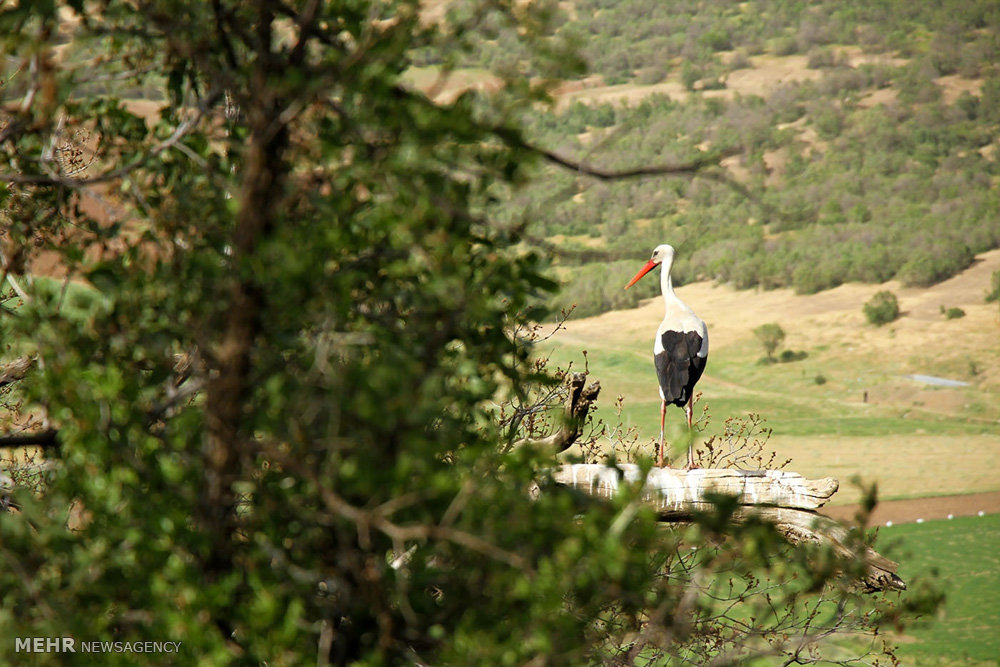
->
[660,257,677,304]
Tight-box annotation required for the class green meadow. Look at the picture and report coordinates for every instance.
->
[883,514,1000,666]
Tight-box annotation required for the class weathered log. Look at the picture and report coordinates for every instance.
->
[554,465,838,512]
[552,464,903,592]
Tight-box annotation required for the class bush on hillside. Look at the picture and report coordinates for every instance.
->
[779,349,808,362]
[729,49,752,70]
[986,270,1000,303]
[806,46,839,69]
[941,305,966,319]
[864,290,900,326]
[770,35,799,56]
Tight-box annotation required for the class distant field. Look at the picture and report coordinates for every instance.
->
[543,249,1000,506]
[883,514,1000,666]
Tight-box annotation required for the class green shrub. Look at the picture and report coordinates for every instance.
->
[699,27,733,52]
[956,91,979,120]
[944,306,965,319]
[987,270,1000,303]
[681,62,700,91]
[864,290,900,326]
[771,35,799,56]
[779,349,808,362]
[637,66,667,85]
[806,47,837,69]
[814,373,827,385]
[981,74,1000,124]
[729,49,752,70]
[813,106,844,139]
[792,260,843,294]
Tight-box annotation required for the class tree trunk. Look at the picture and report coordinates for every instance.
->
[552,464,903,592]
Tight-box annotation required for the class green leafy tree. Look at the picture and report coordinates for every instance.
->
[754,322,786,361]
[864,290,901,326]
[0,2,939,664]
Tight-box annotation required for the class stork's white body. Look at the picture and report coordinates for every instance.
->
[653,258,708,396]
[625,244,708,468]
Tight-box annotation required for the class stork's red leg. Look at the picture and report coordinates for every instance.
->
[659,399,668,468]
[684,395,696,469]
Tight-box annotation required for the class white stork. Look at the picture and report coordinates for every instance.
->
[624,244,708,468]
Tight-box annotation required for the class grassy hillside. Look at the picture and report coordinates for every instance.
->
[427,0,1000,317]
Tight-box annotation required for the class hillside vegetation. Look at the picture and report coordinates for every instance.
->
[440,0,1000,317]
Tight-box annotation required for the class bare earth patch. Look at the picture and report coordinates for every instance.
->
[823,491,1000,526]
[936,74,983,105]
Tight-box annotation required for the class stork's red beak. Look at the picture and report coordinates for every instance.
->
[624,259,658,290]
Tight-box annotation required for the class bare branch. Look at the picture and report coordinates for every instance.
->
[0,429,59,449]
[314,479,532,572]
[531,143,743,181]
[146,376,206,426]
[509,372,601,453]
[0,91,223,187]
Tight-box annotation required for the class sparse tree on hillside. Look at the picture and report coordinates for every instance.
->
[754,322,786,362]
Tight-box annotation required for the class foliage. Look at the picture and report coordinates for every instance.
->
[753,322,786,361]
[779,348,808,362]
[864,290,901,326]
[0,1,942,664]
[987,270,1000,302]
[941,305,966,320]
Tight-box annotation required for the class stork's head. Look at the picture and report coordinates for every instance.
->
[624,244,675,289]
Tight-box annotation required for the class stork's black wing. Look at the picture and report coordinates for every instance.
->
[654,330,707,407]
